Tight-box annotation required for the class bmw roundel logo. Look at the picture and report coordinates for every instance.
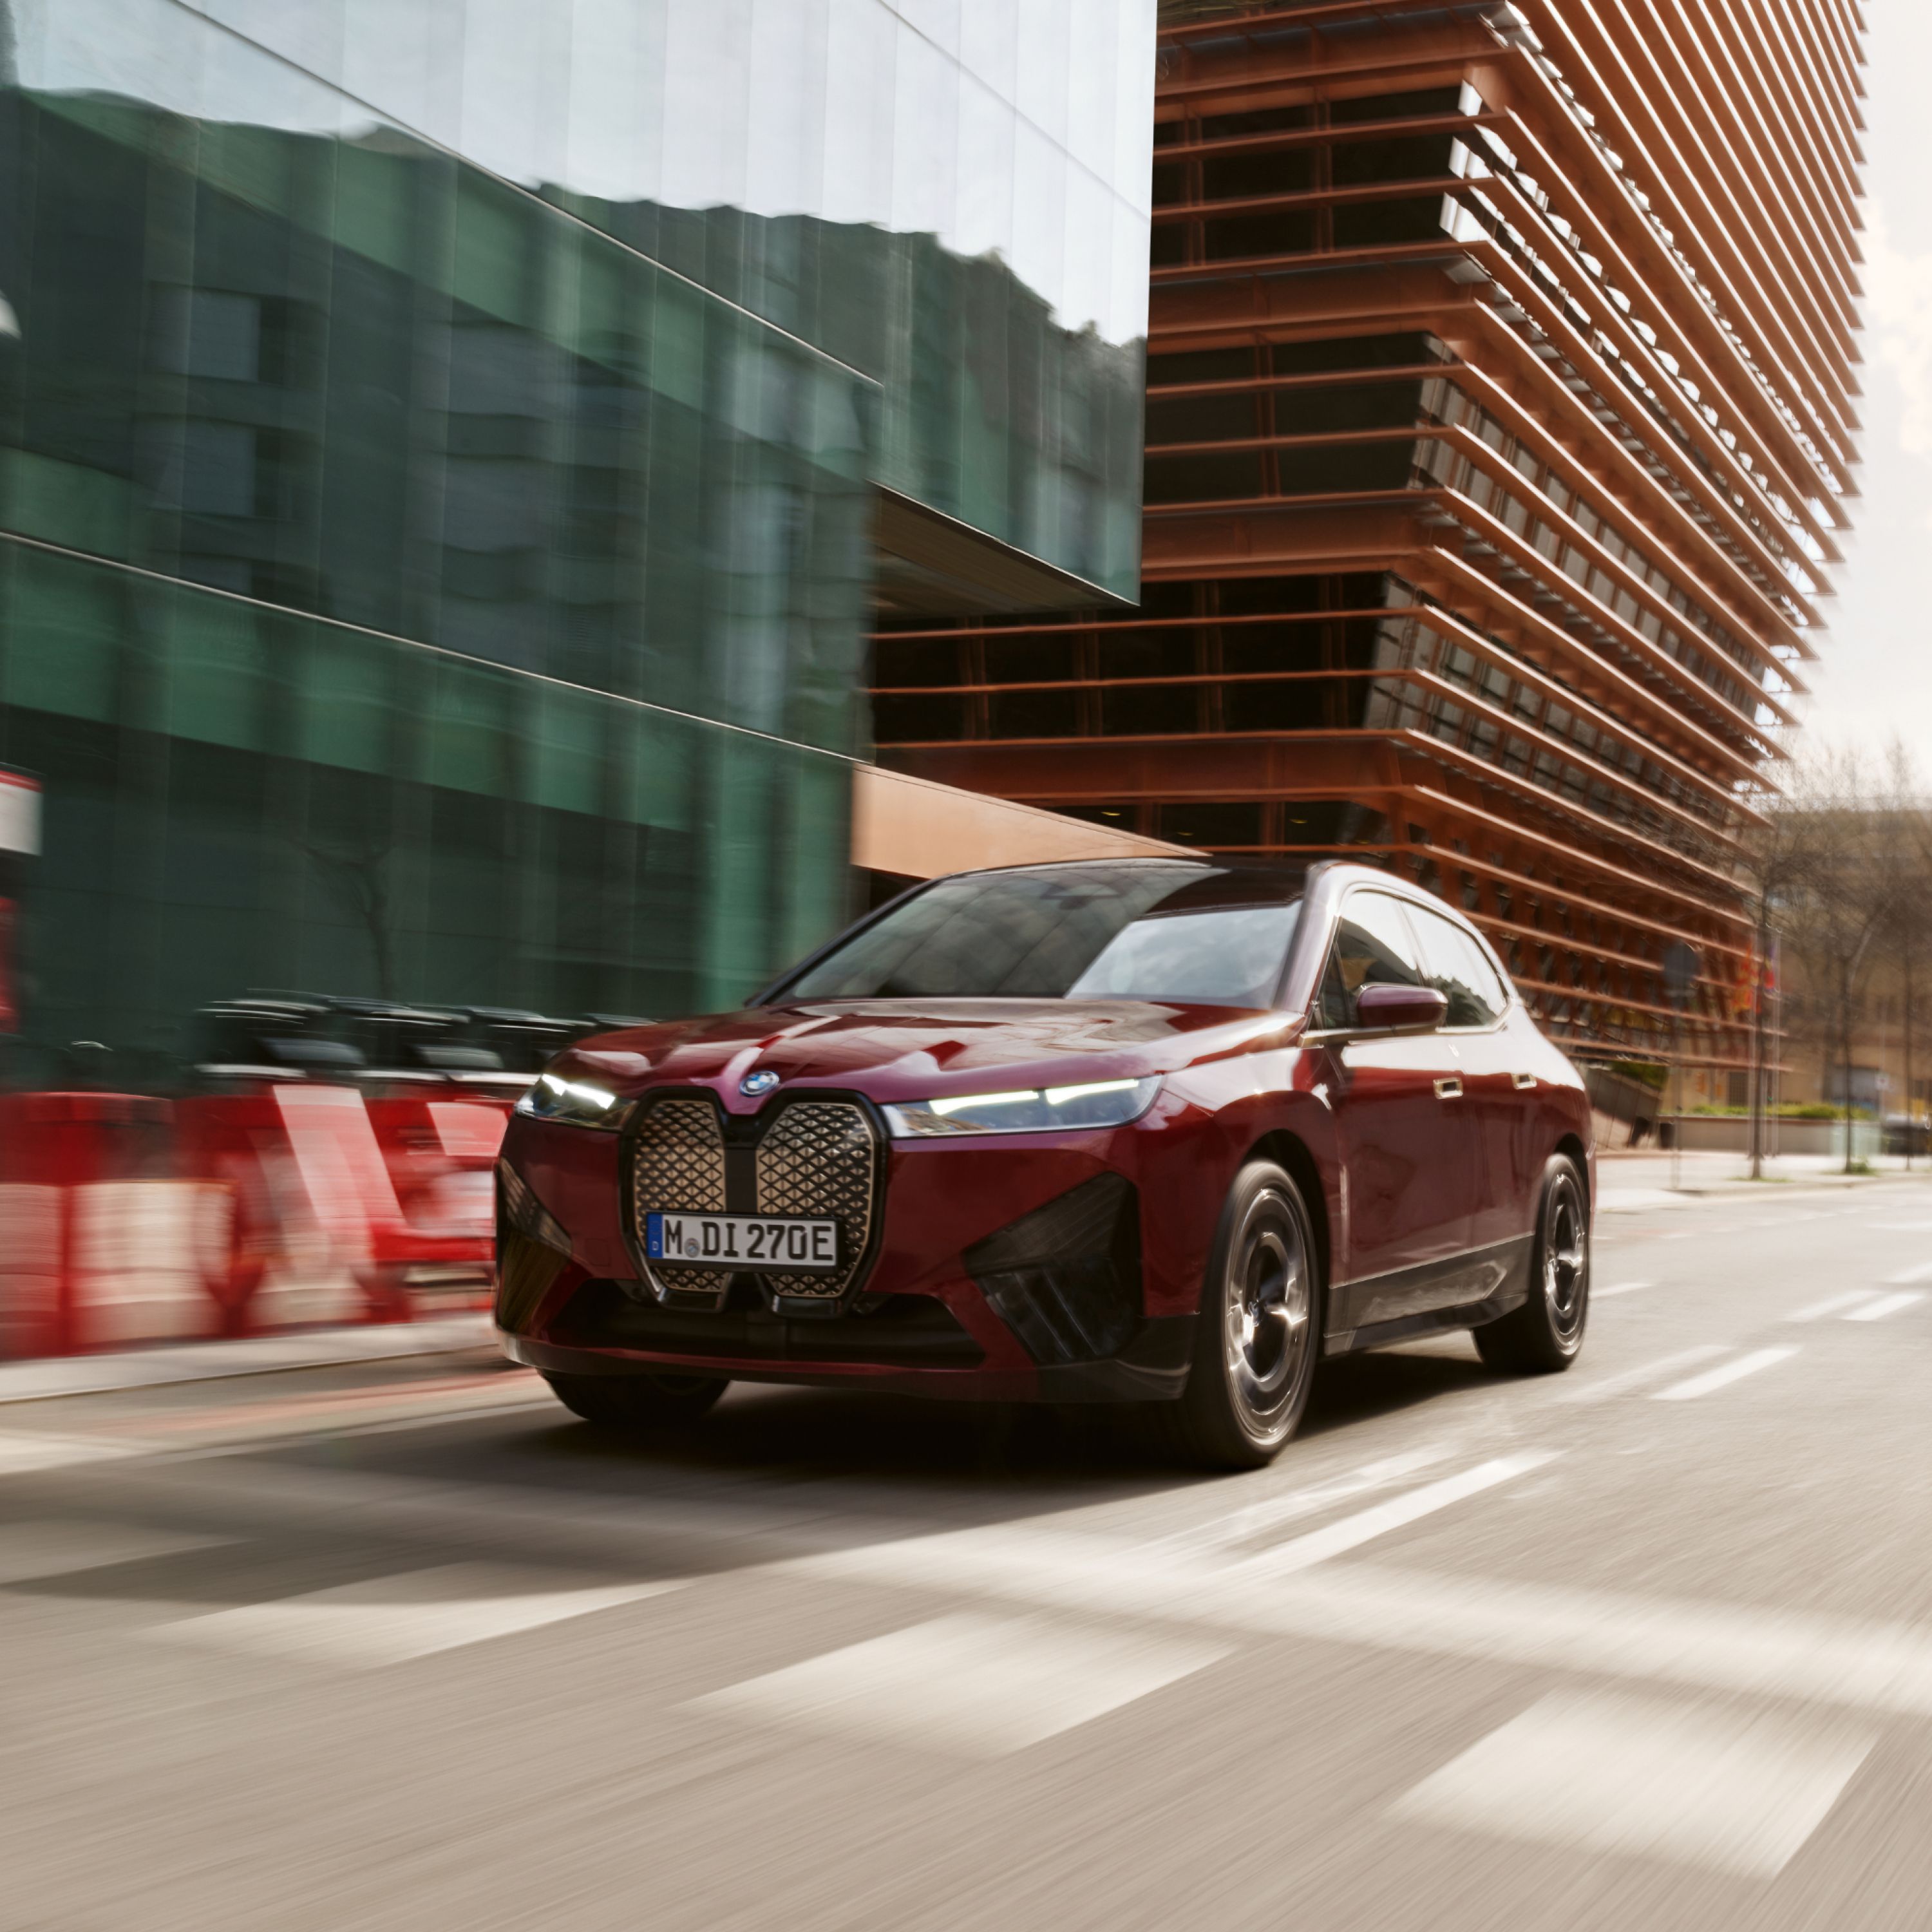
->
[739,1070,781,1097]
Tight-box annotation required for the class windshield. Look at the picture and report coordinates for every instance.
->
[782,863,1303,1009]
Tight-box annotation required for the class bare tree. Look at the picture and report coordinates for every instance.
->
[299,829,398,1001]
[1772,746,1904,1173]
[1736,762,1811,1179]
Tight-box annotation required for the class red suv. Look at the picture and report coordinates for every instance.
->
[495,859,1593,1467]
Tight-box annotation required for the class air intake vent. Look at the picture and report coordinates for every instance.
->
[964,1175,1141,1366]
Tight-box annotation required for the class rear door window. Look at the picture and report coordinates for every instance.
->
[1406,904,1510,1028]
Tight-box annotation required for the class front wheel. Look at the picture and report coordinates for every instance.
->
[543,1370,728,1431]
[1474,1154,1589,1373]
[1164,1160,1321,1470]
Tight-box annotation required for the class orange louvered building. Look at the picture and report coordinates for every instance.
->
[869,0,1866,1083]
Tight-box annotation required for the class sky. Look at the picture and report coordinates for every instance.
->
[1790,5,1932,775]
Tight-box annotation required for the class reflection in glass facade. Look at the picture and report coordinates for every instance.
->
[0,0,1156,1062]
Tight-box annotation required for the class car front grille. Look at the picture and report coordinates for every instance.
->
[753,1101,879,1300]
[627,1098,729,1297]
[627,1093,882,1306]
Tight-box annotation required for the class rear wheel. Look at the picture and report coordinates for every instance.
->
[543,1370,728,1431]
[1473,1154,1589,1373]
[1164,1160,1320,1470]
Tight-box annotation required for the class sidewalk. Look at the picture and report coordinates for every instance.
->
[0,1313,498,1405]
[1596,1148,1932,1212]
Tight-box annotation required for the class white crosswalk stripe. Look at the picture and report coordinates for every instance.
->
[1653,1347,1797,1401]
[1155,1444,1461,1560]
[1844,1291,1924,1323]
[1786,1291,1881,1323]
[0,1520,232,1584]
[1562,1344,1729,1402]
[1391,1689,1871,1879]
[151,1563,681,1669]
[688,1611,1230,1758]
[1238,1454,1557,1578]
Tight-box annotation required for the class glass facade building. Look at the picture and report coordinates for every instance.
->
[0,0,1156,1065]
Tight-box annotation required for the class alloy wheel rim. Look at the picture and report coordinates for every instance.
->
[1542,1177,1587,1338]
[1223,1188,1311,1430]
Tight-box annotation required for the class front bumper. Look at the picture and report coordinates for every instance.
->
[498,1099,1224,1403]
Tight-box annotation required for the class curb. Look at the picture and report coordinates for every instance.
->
[1598,1175,1932,1213]
[0,1314,500,1405]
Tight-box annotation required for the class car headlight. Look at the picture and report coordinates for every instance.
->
[885,1076,1160,1139]
[514,1068,633,1132]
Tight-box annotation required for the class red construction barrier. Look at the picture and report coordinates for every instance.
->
[0,1079,513,1356]
[366,1093,509,1226]
[0,1092,173,1356]
[175,1081,503,1336]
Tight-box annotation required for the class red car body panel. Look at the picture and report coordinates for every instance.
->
[495,862,1595,1403]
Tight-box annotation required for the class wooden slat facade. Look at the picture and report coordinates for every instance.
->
[869,0,1866,1074]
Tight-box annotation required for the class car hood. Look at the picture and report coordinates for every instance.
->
[551,998,1300,1113]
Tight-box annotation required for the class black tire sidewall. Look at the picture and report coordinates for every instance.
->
[1533,1154,1589,1359]
[1477,1153,1589,1373]
[1186,1160,1321,1464]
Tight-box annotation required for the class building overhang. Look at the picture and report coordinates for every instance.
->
[872,490,1141,619]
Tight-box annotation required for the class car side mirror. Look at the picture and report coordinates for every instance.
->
[1354,983,1448,1032]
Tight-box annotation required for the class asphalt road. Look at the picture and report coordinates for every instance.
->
[7,1186,1932,1930]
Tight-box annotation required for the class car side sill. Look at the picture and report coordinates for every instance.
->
[1323,1235,1535,1356]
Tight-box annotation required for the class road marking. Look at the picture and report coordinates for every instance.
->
[1886,1260,1932,1285]
[688,1611,1229,1759]
[1238,1454,1557,1577]
[1159,1445,1461,1558]
[1593,1280,1653,1297]
[0,1432,136,1477]
[1562,1344,1730,1403]
[1845,1291,1924,1323]
[1390,1689,1870,1879]
[1661,1230,1697,1241]
[1786,1291,1882,1323]
[1653,1348,1797,1401]
[0,1521,232,1586]
[789,1539,1932,1721]
[152,1564,680,1669]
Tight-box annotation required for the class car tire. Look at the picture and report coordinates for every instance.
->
[1473,1153,1589,1374]
[543,1370,729,1430]
[1164,1160,1321,1470]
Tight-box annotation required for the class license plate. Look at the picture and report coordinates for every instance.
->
[644,1210,839,1273]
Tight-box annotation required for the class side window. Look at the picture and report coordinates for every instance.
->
[1408,905,1509,1028]
[1316,892,1424,1029]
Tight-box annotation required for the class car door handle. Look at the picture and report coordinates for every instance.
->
[1434,1077,1464,1100]
[1511,1072,1537,1090]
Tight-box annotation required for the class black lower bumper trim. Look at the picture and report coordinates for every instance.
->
[1032,1316,1195,1403]
[547,1278,985,1368]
